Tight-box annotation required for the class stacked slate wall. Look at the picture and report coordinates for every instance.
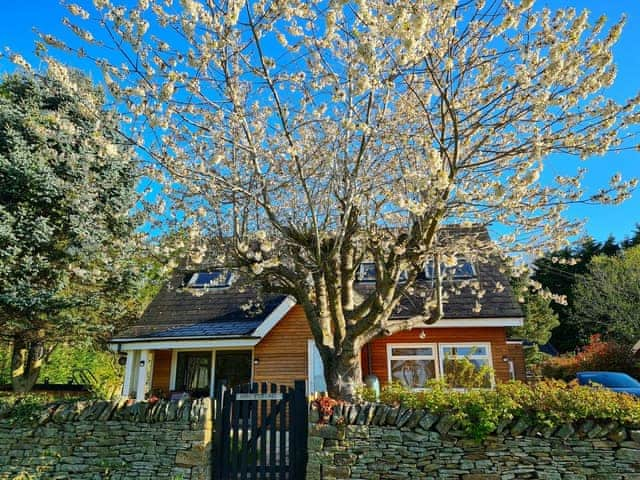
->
[307,402,640,480]
[0,398,212,480]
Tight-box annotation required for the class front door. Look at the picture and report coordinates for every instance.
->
[214,350,252,391]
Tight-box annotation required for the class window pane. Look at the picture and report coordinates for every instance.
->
[390,359,436,388]
[176,352,212,396]
[442,358,491,388]
[391,347,433,356]
[310,342,327,393]
[441,346,488,356]
[189,270,233,287]
[454,260,475,278]
[425,259,476,279]
[358,262,376,281]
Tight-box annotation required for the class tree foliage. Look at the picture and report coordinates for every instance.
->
[541,335,640,380]
[29,0,640,398]
[0,67,145,392]
[532,230,640,351]
[509,285,559,346]
[570,246,640,345]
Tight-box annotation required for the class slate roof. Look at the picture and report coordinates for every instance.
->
[113,225,522,342]
[392,225,522,319]
[353,225,522,320]
[112,270,288,340]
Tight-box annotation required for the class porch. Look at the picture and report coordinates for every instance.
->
[120,346,256,401]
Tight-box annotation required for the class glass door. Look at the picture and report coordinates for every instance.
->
[214,350,252,392]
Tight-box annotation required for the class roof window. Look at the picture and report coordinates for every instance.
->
[357,262,408,283]
[187,269,234,288]
[425,257,476,280]
[357,262,376,282]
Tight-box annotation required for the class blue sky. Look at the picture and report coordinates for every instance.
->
[1,1,639,244]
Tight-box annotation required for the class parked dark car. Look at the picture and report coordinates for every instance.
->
[576,371,640,397]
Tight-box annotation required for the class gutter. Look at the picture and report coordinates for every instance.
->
[110,334,261,344]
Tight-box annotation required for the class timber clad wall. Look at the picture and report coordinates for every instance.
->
[145,308,525,394]
[152,349,172,394]
[363,327,523,383]
[253,305,312,387]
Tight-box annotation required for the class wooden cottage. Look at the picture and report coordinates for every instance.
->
[110,228,526,400]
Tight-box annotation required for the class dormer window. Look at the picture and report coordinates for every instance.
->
[187,269,234,288]
[357,262,376,282]
[425,257,476,280]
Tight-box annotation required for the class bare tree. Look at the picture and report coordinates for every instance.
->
[27,0,640,399]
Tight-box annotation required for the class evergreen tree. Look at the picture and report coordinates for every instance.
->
[571,246,640,345]
[0,67,144,392]
[532,229,640,352]
[509,286,560,347]
[621,224,640,249]
[532,237,615,351]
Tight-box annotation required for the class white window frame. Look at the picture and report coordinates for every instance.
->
[307,340,327,395]
[438,342,494,388]
[387,343,439,389]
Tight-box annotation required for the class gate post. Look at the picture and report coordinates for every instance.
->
[292,380,308,479]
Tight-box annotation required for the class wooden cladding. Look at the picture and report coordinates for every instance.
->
[362,327,524,384]
[253,306,312,388]
[151,349,172,394]
[145,306,526,396]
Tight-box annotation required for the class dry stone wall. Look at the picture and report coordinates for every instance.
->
[0,398,212,480]
[307,402,640,480]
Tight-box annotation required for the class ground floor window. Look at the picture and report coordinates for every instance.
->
[175,351,212,397]
[388,345,438,388]
[387,342,493,389]
[439,344,493,388]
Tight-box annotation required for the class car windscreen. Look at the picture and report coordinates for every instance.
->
[580,373,640,388]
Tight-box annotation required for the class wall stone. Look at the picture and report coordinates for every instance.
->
[307,402,640,480]
[0,398,212,480]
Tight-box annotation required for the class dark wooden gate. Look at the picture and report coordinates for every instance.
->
[213,380,308,480]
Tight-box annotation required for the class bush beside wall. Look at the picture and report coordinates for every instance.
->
[307,402,640,480]
[0,398,212,480]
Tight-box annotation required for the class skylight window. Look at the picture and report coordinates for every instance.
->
[425,258,476,280]
[357,262,376,282]
[187,269,234,288]
[357,262,408,283]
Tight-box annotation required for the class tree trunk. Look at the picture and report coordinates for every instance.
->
[11,333,45,393]
[324,347,363,402]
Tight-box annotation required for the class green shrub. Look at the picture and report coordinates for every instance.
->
[0,343,122,399]
[0,393,56,424]
[365,379,640,440]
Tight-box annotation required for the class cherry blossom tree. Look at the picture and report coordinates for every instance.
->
[26,0,640,399]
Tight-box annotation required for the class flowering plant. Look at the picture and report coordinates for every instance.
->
[312,396,338,424]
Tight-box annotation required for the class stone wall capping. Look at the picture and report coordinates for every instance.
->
[0,398,212,427]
